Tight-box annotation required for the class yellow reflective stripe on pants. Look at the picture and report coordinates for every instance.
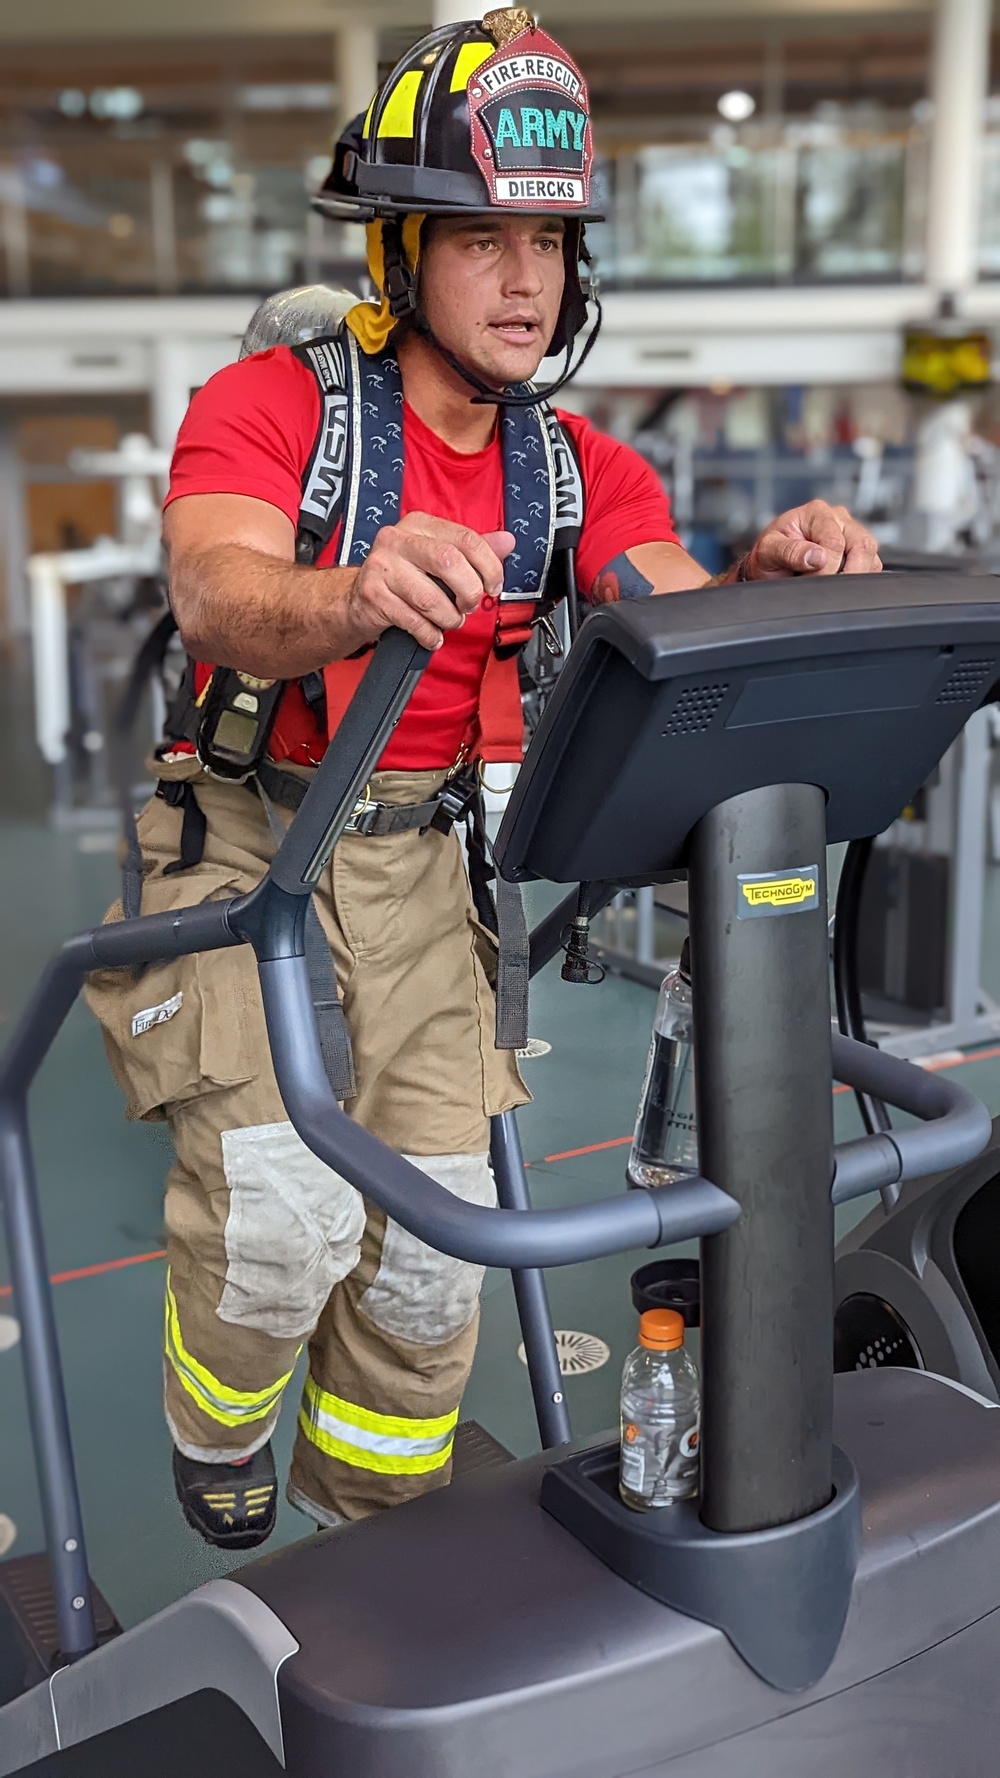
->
[298,1373,458,1476]
[164,1274,297,1429]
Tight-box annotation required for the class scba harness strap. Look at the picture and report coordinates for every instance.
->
[293,325,584,758]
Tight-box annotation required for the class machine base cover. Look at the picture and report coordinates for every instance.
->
[539,1441,861,1691]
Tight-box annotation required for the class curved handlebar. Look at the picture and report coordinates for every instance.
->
[830,1032,991,1203]
[258,953,740,1267]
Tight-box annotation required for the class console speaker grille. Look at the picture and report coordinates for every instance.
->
[936,659,995,704]
[663,683,729,736]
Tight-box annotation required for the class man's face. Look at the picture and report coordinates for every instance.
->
[417,214,566,387]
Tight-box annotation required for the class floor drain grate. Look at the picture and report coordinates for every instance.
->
[518,1330,611,1376]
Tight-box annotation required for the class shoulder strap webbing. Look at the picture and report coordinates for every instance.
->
[292,334,585,597]
[294,334,350,565]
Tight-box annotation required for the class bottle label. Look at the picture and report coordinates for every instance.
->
[630,1032,697,1177]
[620,1409,700,1505]
[620,1421,645,1493]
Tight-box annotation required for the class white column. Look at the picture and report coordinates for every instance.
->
[0,418,28,638]
[925,0,992,295]
[149,335,193,460]
[433,0,475,25]
[336,22,379,131]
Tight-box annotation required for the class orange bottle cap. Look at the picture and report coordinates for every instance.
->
[639,1308,685,1351]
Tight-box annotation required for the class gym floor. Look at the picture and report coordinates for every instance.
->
[3,648,1000,1636]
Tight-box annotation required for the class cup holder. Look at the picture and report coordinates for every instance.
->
[630,1259,700,1326]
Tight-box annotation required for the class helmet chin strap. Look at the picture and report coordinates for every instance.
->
[410,296,603,409]
[381,213,602,409]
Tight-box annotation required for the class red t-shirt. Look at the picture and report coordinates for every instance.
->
[165,346,677,768]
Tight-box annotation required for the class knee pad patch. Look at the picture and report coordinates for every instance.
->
[357,1152,496,1346]
[217,1120,367,1339]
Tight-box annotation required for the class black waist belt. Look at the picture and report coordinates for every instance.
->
[154,758,529,1054]
[255,759,466,836]
[257,756,528,1049]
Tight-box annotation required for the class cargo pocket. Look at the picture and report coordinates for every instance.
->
[357,1152,496,1347]
[84,866,258,1122]
[216,1122,367,1340]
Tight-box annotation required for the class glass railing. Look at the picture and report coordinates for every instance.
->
[587,112,927,285]
[3,105,1000,297]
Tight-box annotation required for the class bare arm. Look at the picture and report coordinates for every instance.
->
[589,500,883,604]
[164,493,513,678]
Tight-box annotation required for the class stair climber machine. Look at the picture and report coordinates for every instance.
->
[3,573,1000,1775]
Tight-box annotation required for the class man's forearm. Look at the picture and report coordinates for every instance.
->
[168,544,363,678]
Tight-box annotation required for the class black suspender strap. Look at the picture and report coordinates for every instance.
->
[160,782,208,880]
[463,789,529,1052]
[303,901,357,1103]
[492,870,530,1052]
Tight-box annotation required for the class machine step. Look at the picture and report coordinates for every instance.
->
[451,1420,515,1477]
[0,1555,120,1693]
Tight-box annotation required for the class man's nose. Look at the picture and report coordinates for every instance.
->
[501,241,545,296]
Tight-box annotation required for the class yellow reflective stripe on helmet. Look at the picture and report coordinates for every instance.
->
[164,1275,296,1428]
[451,42,494,92]
[298,1374,457,1475]
[362,95,376,138]
[376,70,424,139]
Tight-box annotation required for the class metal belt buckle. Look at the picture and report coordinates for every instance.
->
[426,763,480,834]
[344,783,378,835]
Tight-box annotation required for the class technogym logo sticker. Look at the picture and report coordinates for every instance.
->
[736,867,820,919]
[467,25,592,210]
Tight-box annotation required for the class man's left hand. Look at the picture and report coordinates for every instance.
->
[742,500,882,578]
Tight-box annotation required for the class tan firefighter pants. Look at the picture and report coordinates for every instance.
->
[85,756,527,1525]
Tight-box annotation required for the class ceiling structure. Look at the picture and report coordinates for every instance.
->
[0,0,945,40]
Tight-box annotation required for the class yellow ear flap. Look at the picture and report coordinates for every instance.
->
[344,215,426,356]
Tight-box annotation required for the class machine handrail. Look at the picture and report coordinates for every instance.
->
[255,948,739,1267]
[830,1032,991,1204]
[2,911,990,1261]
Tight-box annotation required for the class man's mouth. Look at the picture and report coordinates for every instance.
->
[488,318,540,343]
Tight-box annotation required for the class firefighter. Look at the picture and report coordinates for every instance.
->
[86,6,881,1549]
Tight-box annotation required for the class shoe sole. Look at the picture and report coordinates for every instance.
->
[176,1492,276,1551]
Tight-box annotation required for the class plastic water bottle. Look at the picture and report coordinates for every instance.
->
[619,1308,700,1510]
[627,938,698,1189]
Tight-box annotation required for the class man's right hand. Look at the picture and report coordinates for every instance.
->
[343,513,515,653]
[165,492,516,681]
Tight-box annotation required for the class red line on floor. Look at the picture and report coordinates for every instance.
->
[542,1136,633,1163]
[539,1043,1000,1166]
[0,1247,165,1299]
[928,1042,1000,1069]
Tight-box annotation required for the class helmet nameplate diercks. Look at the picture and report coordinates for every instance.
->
[467,23,594,212]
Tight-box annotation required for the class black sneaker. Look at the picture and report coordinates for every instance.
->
[172,1442,278,1550]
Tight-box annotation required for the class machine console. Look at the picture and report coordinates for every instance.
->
[496,571,1000,884]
